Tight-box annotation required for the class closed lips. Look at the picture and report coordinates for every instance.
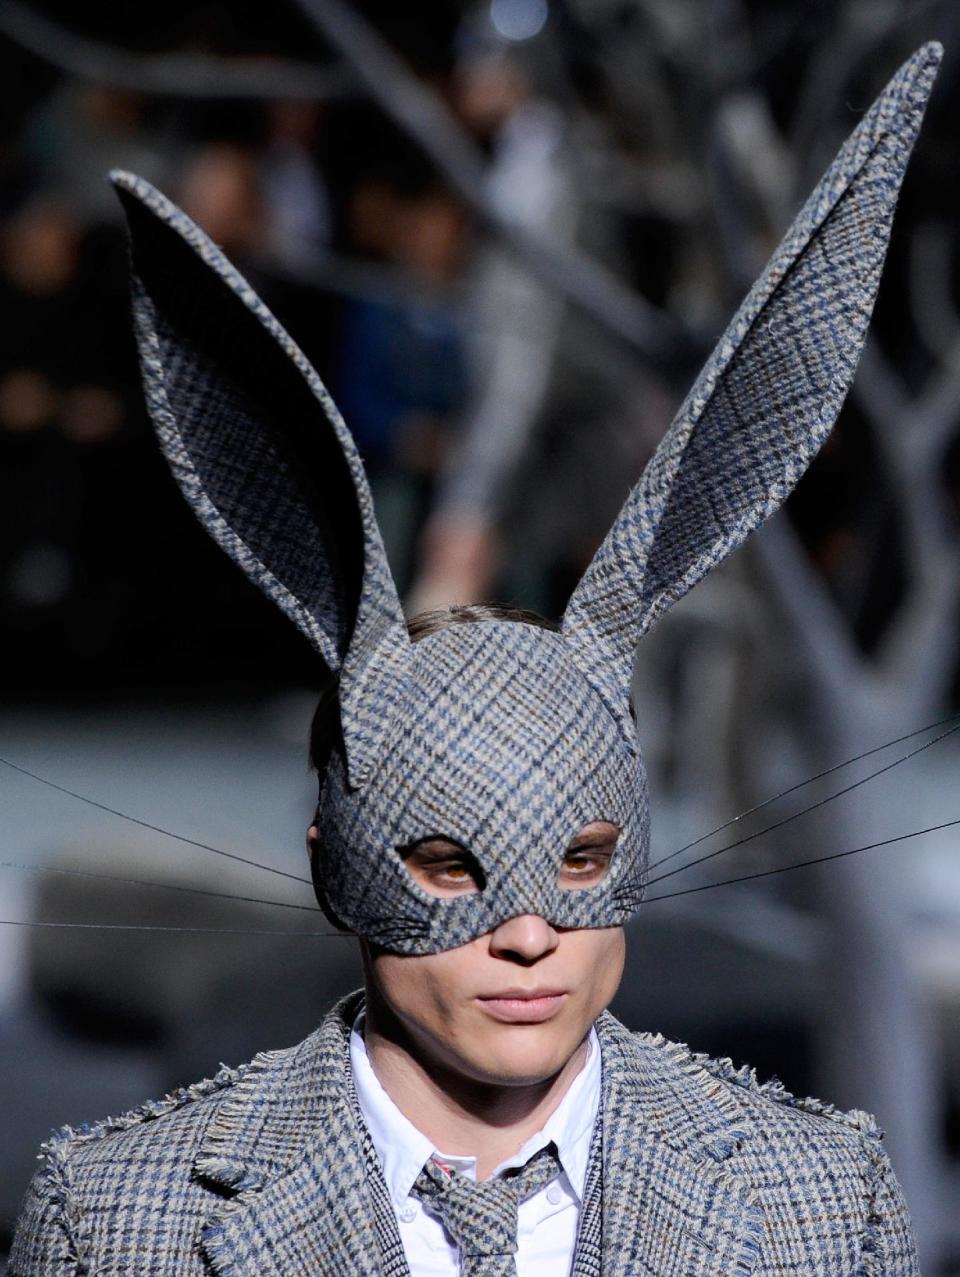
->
[478,989,565,1001]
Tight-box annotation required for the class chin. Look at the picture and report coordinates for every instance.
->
[465,1022,583,1086]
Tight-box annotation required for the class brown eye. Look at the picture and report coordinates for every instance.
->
[400,838,485,898]
[558,822,619,891]
[562,853,599,876]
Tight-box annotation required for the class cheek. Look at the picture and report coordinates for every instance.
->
[374,948,476,1029]
[577,930,626,1011]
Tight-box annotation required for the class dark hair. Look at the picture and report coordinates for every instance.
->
[308,603,558,776]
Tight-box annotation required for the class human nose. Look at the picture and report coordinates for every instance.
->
[488,914,559,962]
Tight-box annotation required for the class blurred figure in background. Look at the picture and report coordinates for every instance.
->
[409,43,661,617]
[21,84,169,223]
[260,99,333,272]
[409,47,573,612]
[0,196,134,685]
[178,143,266,260]
[336,180,468,591]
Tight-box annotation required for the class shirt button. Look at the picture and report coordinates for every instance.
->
[546,1183,563,1206]
[398,1203,417,1223]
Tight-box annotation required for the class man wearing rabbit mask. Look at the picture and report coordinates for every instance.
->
[11,42,941,1277]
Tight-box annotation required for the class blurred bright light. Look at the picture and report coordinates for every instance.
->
[490,0,548,41]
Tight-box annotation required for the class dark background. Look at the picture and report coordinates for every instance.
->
[1,0,959,1268]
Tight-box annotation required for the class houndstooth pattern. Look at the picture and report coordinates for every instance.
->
[350,1075,413,1277]
[570,1097,603,1277]
[114,48,938,956]
[360,1091,602,1277]
[365,1102,605,1277]
[317,622,649,951]
[111,46,939,956]
[11,995,918,1276]
[112,172,409,793]
[412,1147,561,1276]
[562,44,941,727]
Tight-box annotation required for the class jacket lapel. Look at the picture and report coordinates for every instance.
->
[596,1014,765,1276]
[194,992,384,1277]
[188,997,764,1276]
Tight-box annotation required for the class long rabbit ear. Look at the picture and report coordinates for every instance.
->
[111,170,409,786]
[562,43,941,728]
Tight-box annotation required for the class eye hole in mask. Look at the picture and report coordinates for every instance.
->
[399,822,621,900]
[557,821,620,891]
[400,837,487,897]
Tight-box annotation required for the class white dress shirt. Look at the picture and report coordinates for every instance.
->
[350,1019,601,1277]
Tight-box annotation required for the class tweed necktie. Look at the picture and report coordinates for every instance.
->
[412,1143,561,1276]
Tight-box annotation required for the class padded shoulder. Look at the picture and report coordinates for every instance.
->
[9,1059,250,1276]
[630,1026,893,1174]
[688,1042,884,1139]
[9,1012,354,1276]
[625,1030,917,1271]
[45,1057,247,1161]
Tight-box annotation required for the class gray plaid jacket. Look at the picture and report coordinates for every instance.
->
[11,994,916,1276]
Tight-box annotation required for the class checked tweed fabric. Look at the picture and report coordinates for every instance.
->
[11,997,918,1276]
[570,1102,603,1277]
[412,1146,561,1276]
[111,45,939,954]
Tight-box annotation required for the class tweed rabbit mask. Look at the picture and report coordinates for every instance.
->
[112,44,939,954]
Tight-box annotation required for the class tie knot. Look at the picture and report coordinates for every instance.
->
[412,1145,560,1260]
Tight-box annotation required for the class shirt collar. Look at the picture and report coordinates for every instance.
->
[492,1027,600,1201]
[350,1015,601,1209]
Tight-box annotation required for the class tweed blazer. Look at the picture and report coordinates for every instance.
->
[11,993,916,1276]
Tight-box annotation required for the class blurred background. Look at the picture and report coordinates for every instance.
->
[1,0,959,1268]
